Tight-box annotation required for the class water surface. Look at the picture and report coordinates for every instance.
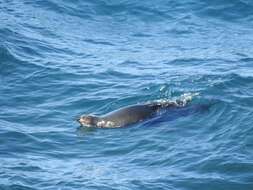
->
[1,0,253,189]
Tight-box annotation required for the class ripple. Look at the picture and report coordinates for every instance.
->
[1,0,253,189]
[196,0,253,22]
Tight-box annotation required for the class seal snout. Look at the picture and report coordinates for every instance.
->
[76,117,81,123]
[77,116,85,125]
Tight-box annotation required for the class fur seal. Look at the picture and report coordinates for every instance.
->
[77,99,190,128]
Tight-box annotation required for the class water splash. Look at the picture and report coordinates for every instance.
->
[151,92,200,107]
[176,92,200,106]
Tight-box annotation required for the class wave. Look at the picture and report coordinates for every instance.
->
[196,0,253,22]
[1,0,253,189]
[16,0,252,24]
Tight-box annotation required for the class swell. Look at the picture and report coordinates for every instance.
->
[1,0,253,189]
[2,0,252,38]
[28,0,253,23]
[0,44,47,77]
[196,0,253,22]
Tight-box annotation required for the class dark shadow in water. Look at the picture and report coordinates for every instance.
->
[150,103,211,125]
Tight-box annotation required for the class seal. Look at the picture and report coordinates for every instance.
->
[77,99,190,128]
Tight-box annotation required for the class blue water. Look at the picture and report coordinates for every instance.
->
[1,0,253,189]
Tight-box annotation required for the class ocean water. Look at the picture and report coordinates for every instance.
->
[1,0,253,189]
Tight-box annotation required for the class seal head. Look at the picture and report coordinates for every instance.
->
[78,115,99,127]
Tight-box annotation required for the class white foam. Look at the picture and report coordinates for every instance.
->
[151,92,200,107]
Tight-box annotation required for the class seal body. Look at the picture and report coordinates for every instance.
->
[78,101,180,128]
[100,104,160,127]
